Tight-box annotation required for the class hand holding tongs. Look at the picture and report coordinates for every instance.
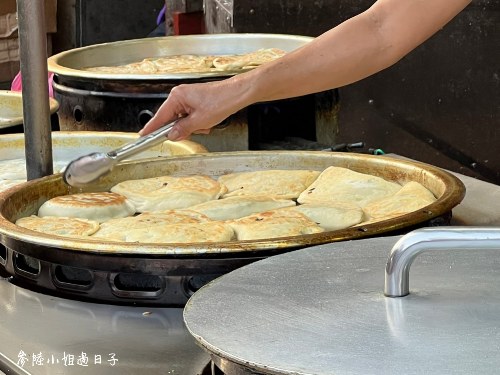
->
[63,119,180,188]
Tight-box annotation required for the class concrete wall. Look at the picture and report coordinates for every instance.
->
[207,0,500,183]
[53,0,164,53]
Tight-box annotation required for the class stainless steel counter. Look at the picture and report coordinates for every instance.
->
[0,278,210,375]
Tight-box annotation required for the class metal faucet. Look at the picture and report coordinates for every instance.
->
[384,227,500,297]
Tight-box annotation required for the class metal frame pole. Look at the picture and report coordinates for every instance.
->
[17,0,53,180]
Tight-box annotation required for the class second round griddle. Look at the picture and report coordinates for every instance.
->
[184,234,500,375]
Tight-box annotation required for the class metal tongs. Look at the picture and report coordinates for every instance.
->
[63,119,180,187]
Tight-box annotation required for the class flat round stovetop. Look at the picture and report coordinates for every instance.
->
[184,235,500,375]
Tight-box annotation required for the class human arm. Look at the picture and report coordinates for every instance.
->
[139,0,472,141]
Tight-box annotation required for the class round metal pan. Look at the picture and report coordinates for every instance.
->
[0,131,207,163]
[0,131,207,195]
[47,34,314,81]
[0,90,59,129]
[0,151,465,256]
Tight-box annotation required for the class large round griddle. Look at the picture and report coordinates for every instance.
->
[46,34,327,138]
[0,90,59,129]
[0,151,464,307]
[184,232,500,375]
[47,34,314,81]
[0,151,465,256]
[0,131,207,163]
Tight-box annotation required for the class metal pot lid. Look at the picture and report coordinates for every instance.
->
[47,34,313,81]
[184,228,500,375]
[0,90,59,128]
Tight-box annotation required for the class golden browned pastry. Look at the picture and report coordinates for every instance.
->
[16,215,100,237]
[218,170,320,199]
[92,209,211,239]
[189,195,296,221]
[284,202,364,231]
[363,181,436,220]
[110,175,227,212]
[38,192,136,223]
[108,221,234,244]
[298,167,401,208]
[226,210,324,241]
[83,49,286,75]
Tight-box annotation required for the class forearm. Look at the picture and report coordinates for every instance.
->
[140,0,472,140]
[232,0,472,105]
[244,11,393,103]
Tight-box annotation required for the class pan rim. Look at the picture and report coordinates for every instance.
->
[0,151,466,257]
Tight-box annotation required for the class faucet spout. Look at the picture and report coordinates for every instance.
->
[384,227,500,297]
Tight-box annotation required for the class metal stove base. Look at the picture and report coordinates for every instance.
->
[0,243,267,307]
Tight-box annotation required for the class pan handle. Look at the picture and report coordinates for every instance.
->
[384,227,500,297]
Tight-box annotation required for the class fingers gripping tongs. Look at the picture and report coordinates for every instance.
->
[63,120,180,188]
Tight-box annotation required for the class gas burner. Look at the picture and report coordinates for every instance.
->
[0,245,269,307]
